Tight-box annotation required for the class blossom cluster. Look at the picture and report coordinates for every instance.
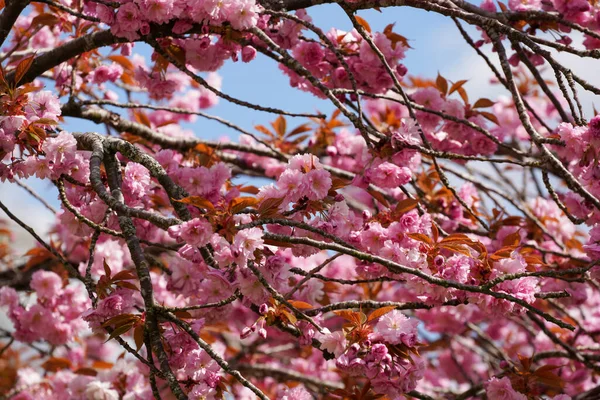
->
[90,0,261,41]
[0,271,89,345]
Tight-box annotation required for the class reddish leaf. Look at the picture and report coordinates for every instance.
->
[258,197,284,217]
[456,85,469,105]
[271,115,287,137]
[103,259,112,279]
[238,185,260,195]
[263,238,295,248]
[449,79,468,95]
[354,15,371,33]
[334,310,367,325]
[255,124,274,138]
[115,281,139,291]
[431,222,439,243]
[133,325,145,351]
[330,177,350,191]
[438,243,472,257]
[280,309,297,325]
[106,323,135,342]
[231,197,259,214]
[367,306,396,323]
[92,361,113,369]
[479,111,500,125]
[32,118,59,126]
[14,56,35,85]
[286,123,312,138]
[436,73,448,96]
[112,271,136,282]
[74,368,98,377]
[101,313,138,328]
[175,196,215,211]
[174,311,193,319]
[473,98,495,109]
[42,357,72,372]
[518,354,532,372]
[31,13,60,28]
[108,55,134,72]
[407,233,433,246]
[367,188,390,208]
[132,110,151,127]
[288,300,313,309]
[394,198,419,215]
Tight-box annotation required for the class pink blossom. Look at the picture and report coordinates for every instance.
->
[169,218,213,247]
[375,310,419,346]
[233,228,264,263]
[552,0,590,16]
[135,0,174,24]
[293,42,325,67]
[226,0,261,30]
[42,131,77,170]
[26,91,61,121]
[185,39,230,72]
[84,381,119,400]
[485,377,527,400]
[123,162,151,200]
[316,329,347,357]
[303,168,332,200]
[366,159,412,188]
[279,386,312,400]
[112,3,143,40]
[0,286,18,308]
[241,46,257,63]
[30,271,63,300]
[508,0,541,11]
[588,115,600,139]
[89,63,123,84]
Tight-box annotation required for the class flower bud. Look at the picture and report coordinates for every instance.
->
[258,303,269,315]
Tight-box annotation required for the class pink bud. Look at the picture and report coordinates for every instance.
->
[259,303,269,315]
[258,328,267,339]
[242,46,257,63]
[241,326,254,339]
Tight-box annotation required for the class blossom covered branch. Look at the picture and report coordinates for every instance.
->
[1,0,600,399]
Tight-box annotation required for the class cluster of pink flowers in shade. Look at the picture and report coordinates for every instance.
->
[0,271,89,345]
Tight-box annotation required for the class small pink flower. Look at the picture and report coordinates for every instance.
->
[316,329,347,357]
[375,310,419,346]
[30,271,63,300]
[303,168,332,200]
[89,63,123,84]
[169,218,213,248]
[233,228,264,263]
[279,386,312,400]
[485,377,527,400]
[366,159,411,188]
[26,90,61,121]
[85,380,119,400]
